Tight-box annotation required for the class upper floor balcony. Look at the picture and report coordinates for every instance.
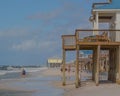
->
[62,29,120,50]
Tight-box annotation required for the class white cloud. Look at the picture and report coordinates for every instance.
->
[12,39,57,51]
[0,28,29,37]
[12,39,37,51]
[38,41,56,49]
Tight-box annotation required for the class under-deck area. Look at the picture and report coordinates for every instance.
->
[62,29,120,88]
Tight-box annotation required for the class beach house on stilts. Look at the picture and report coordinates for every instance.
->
[61,0,120,88]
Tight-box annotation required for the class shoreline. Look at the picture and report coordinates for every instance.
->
[0,67,64,96]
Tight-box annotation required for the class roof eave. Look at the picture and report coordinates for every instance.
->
[92,9,120,14]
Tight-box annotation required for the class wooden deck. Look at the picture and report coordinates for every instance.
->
[64,41,120,50]
[62,29,120,88]
[62,29,120,50]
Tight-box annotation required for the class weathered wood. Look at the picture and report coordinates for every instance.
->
[95,45,100,86]
[92,48,96,81]
[116,46,120,84]
[75,44,80,88]
[62,29,120,87]
[62,49,66,86]
[83,32,110,42]
[113,48,117,82]
[108,49,112,81]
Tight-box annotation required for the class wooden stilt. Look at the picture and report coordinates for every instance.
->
[75,44,80,88]
[62,29,120,87]
[95,45,100,86]
[111,48,116,82]
[62,49,66,86]
[113,48,117,82]
[116,46,120,84]
[92,48,96,81]
[108,49,111,81]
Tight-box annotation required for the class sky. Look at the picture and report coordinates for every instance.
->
[0,0,107,66]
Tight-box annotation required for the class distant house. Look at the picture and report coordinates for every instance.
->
[47,58,63,68]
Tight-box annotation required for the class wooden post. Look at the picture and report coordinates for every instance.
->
[109,48,115,82]
[75,44,80,88]
[95,45,100,86]
[116,46,120,84]
[62,49,66,86]
[92,48,96,81]
[108,49,111,81]
[113,48,116,82]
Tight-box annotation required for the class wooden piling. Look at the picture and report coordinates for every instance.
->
[75,44,80,88]
[62,49,66,86]
[95,45,100,86]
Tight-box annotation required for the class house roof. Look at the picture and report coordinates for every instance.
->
[94,0,120,10]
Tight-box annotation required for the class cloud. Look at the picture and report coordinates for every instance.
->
[27,7,63,20]
[26,1,84,21]
[12,39,58,51]
[26,0,90,31]
[12,39,37,51]
[0,28,29,37]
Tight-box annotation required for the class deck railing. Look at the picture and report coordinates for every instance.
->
[62,29,120,49]
[62,35,76,49]
[75,29,120,42]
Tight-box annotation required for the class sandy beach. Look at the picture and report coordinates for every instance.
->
[43,68,120,96]
[51,69,120,96]
[0,68,120,96]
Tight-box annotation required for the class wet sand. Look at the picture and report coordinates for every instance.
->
[0,90,33,96]
[0,68,64,96]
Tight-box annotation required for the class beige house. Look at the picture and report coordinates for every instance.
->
[47,58,62,68]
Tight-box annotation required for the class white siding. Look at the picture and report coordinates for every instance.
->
[115,12,120,41]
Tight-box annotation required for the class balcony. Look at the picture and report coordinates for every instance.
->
[62,29,120,50]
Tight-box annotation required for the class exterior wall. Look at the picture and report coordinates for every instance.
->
[93,12,99,35]
[115,12,120,41]
[109,14,116,41]
[47,58,63,68]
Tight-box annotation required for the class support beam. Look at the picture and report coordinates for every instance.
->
[75,45,80,88]
[62,49,66,86]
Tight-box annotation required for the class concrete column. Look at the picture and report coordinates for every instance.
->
[62,49,66,86]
